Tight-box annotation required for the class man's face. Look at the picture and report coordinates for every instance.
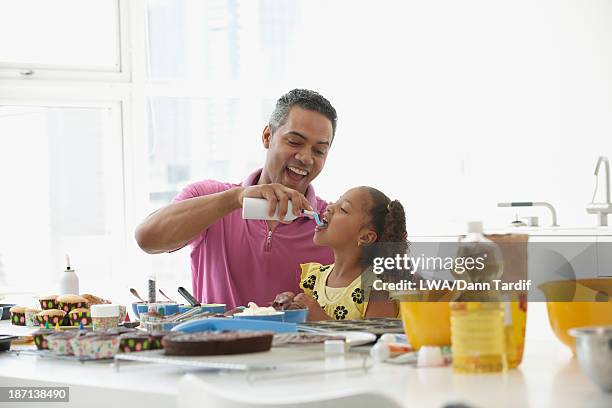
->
[262,106,333,194]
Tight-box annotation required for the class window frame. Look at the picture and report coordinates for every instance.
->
[0,0,131,82]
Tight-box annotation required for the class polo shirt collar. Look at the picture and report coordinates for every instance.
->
[243,168,318,209]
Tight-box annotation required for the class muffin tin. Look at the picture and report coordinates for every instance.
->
[298,317,404,337]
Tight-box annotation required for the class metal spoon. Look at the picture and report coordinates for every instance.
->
[159,288,177,303]
[129,288,146,303]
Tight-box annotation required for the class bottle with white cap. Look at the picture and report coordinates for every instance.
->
[450,221,507,373]
[59,254,79,295]
[242,197,300,222]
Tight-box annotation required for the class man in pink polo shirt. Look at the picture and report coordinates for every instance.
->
[135,89,336,308]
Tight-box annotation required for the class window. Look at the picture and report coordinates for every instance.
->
[0,0,127,80]
[0,104,124,294]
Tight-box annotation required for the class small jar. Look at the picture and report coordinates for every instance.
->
[90,304,121,331]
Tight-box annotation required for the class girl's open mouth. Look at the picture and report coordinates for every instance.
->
[315,215,329,232]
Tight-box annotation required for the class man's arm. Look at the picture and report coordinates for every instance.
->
[135,183,313,254]
[135,187,242,254]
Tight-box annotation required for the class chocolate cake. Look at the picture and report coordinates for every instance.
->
[162,331,274,356]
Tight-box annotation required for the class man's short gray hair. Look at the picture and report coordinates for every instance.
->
[269,89,338,139]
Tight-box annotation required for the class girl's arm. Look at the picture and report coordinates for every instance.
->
[294,293,332,321]
[364,290,398,318]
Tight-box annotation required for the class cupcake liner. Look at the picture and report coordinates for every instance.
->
[119,333,165,352]
[33,330,55,350]
[68,310,92,327]
[47,334,77,355]
[59,301,88,314]
[39,299,59,310]
[70,335,120,359]
[36,310,67,327]
[10,312,25,326]
[92,316,120,331]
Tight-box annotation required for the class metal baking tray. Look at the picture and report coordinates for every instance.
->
[298,317,404,336]
[8,349,115,363]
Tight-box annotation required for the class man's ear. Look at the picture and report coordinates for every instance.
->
[358,229,377,246]
[262,125,272,149]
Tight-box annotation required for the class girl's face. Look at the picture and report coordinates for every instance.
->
[314,187,377,249]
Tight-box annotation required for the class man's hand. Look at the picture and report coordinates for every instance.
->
[294,292,331,321]
[237,183,313,222]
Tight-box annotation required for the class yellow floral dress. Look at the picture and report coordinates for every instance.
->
[299,262,372,320]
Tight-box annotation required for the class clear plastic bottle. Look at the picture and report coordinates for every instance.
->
[450,221,507,373]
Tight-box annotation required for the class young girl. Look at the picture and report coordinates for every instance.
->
[276,186,408,321]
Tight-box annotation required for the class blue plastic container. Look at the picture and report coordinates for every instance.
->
[233,312,285,322]
[172,317,297,333]
[131,302,180,320]
[282,309,308,323]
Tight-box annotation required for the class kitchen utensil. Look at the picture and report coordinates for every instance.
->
[570,326,612,392]
[129,288,146,303]
[159,288,176,303]
[177,287,200,307]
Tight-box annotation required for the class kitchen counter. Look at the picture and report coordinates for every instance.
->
[1,321,610,408]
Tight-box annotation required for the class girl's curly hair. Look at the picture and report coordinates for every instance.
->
[364,187,408,247]
[359,187,410,271]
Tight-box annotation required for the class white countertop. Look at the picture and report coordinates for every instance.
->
[410,226,612,238]
[1,320,611,408]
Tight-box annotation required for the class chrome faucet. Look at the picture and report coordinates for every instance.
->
[497,201,558,226]
[586,156,612,226]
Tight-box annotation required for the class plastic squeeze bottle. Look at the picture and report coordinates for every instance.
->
[59,254,79,295]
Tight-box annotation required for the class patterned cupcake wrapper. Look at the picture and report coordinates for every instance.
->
[33,334,50,350]
[11,313,26,326]
[47,338,73,355]
[120,337,163,352]
[68,312,92,327]
[70,336,119,359]
[92,316,120,330]
[59,301,88,313]
[39,300,59,310]
[36,315,65,327]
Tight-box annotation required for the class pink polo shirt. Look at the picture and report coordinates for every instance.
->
[173,169,334,309]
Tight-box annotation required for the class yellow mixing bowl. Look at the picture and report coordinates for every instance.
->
[539,278,612,353]
[392,290,452,350]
